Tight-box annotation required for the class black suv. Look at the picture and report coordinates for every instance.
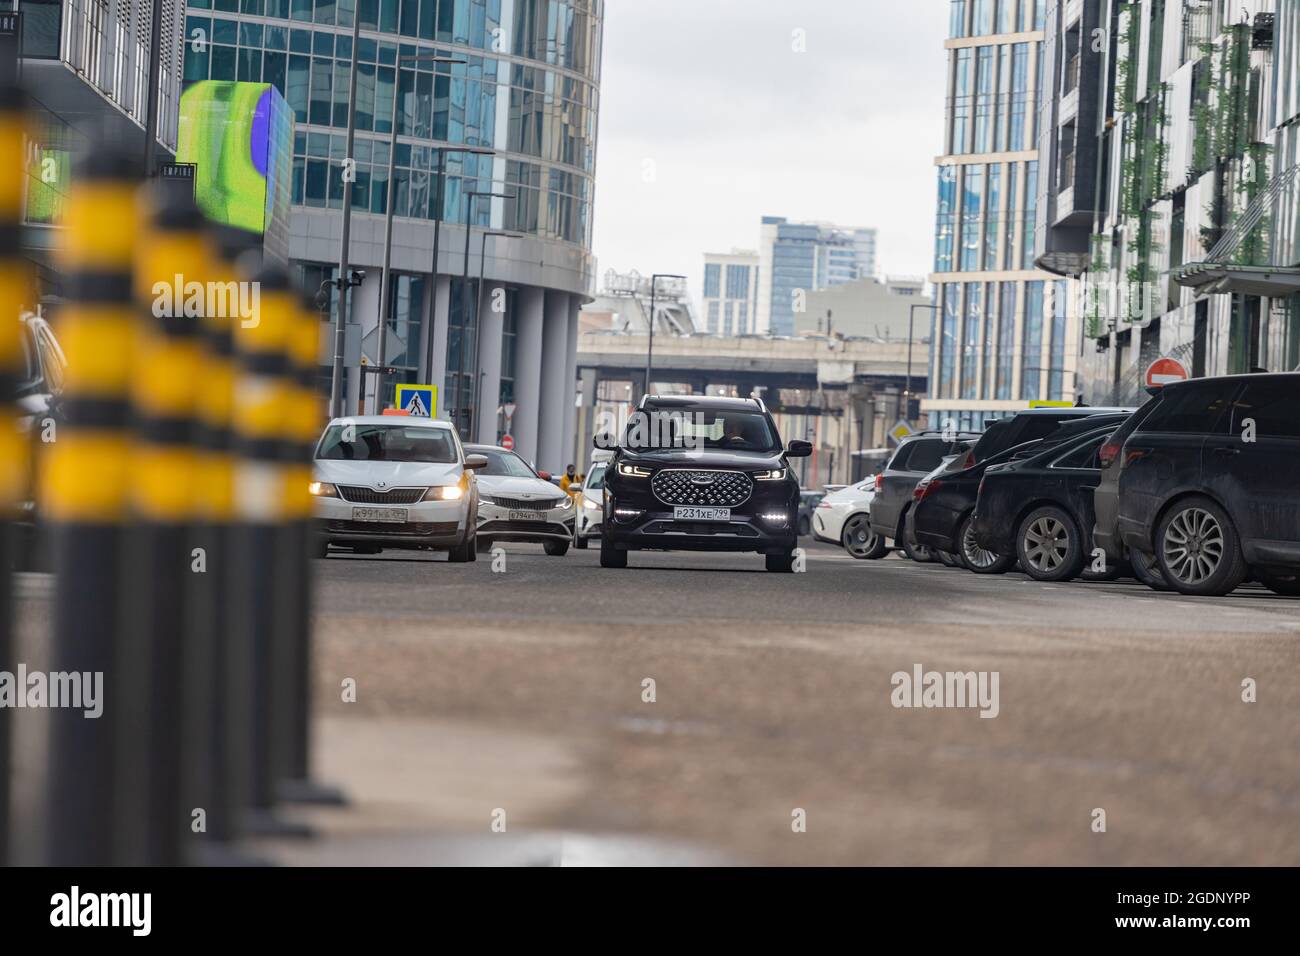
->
[598,396,810,571]
[1094,373,1300,596]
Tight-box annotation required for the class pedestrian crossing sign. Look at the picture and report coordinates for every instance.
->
[395,384,437,418]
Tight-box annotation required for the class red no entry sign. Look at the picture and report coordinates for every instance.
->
[1145,357,1189,387]
[501,434,514,450]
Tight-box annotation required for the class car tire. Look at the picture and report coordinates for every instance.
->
[958,514,1015,574]
[575,534,588,550]
[765,550,795,572]
[448,533,477,563]
[1154,496,1248,596]
[599,534,627,568]
[841,513,887,559]
[936,549,961,568]
[898,510,933,563]
[313,538,329,559]
[1016,505,1086,582]
[544,539,569,556]
[798,515,810,536]
[1127,546,1171,591]
[1257,569,1300,596]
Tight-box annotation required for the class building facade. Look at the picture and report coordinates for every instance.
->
[926,0,1083,432]
[796,276,930,342]
[701,249,759,335]
[755,216,877,337]
[181,0,604,472]
[1066,0,1300,403]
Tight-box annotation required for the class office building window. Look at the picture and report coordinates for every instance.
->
[961,165,984,271]
[962,282,982,400]
[1021,280,1043,400]
[935,166,957,272]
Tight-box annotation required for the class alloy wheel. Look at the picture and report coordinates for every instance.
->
[962,523,1000,570]
[842,515,879,558]
[1161,507,1224,586]
[1023,516,1068,573]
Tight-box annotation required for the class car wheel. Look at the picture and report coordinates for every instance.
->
[958,514,1014,574]
[898,510,933,563]
[1127,546,1171,591]
[1155,497,1248,596]
[840,514,886,559]
[1257,569,1300,596]
[575,534,588,550]
[599,533,627,568]
[313,538,329,559]
[936,549,961,568]
[1016,506,1086,582]
[448,533,477,563]
[544,539,569,556]
[765,550,795,572]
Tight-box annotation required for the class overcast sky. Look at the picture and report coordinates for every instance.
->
[590,0,950,307]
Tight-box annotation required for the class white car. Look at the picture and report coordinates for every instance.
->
[812,477,888,559]
[465,444,576,555]
[574,461,607,548]
[311,416,485,562]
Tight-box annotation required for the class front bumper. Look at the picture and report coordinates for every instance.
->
[477,503,575,543]
[602,508,796,554]
[313,495,469,549]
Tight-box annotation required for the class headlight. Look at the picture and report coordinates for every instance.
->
[584,498,601,510]
[753,468,787,481]
[424,485,464,501]
[309,481,339,498]
[556,496,573,510]
[617,463,652,478]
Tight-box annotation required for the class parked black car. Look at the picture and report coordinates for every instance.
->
[1094,373,1300,596]
[912,413,1133,571]
[967,405,1134,465]
[598,395,810,572]
[971,426,1119,582]
[869,431,979,561]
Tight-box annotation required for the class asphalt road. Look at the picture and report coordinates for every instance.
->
[291,537,1300,865]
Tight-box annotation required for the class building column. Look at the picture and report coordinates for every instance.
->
[560,298,579,473]
[475,281,506,444]
[421,275,451,419]
[577,366,599,470]
[537,290,570,474]
[512,286,545,466]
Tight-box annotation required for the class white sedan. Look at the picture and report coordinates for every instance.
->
[311,416,485,562]
[465,444,575,555]
[812,477,888,559]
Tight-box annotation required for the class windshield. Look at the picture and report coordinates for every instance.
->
[625,408,780,453]
[586,463,606,490]
[316,424,459,463]
[472,448,538,478]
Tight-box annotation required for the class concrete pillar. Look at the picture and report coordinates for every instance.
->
[561,298,579,474]
[537,290,570,474]
[475,281,506,444]
[513,286,544,466]
[425,276,451,420]
[577,366,598,470]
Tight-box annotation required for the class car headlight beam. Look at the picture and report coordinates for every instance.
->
[753,468,786,481]
[424,484,464,501]
[617,463,652,478]
[309,481,339,498]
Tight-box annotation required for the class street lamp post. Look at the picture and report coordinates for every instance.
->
[469,229,524,441]
[371,54,466,414]
[644,273,686,401]
[328,10,364,418]
[454,188,514,436]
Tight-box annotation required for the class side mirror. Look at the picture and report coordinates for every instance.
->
[786,439,812,458]
[569,484,583,492]
[594,432,616,449]
[464,454,489,470]
[537,470,552,481]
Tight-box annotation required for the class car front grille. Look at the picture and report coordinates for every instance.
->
[327,520,459,536]
[479,519,571,535]
[337,485,427,505]
[486,495,560,512]
[651,469,753,508]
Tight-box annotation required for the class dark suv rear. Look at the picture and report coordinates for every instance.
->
[1095,373,1300,596]
[869,431,980,551]
[598,396,811,572]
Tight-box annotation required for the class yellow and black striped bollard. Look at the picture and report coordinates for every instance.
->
[117,187,208,865]
[41,145,139,866]
[0,82,33,867]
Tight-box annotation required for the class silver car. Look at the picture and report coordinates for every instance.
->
[466,444,576,556]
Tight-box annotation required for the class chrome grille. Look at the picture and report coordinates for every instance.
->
[337,485,427,505]
[651,469,752,507]
[487,495,560,511]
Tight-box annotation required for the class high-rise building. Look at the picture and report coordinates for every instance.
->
[1057,0,1300,402]
[181,0,604,473]
[701,249,759,335]
[926,0,1081,432]
[755,217,877,337]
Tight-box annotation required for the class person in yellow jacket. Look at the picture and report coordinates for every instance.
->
[559,463,584,499]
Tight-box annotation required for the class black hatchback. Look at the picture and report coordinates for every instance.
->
[1095,373,1300,596]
